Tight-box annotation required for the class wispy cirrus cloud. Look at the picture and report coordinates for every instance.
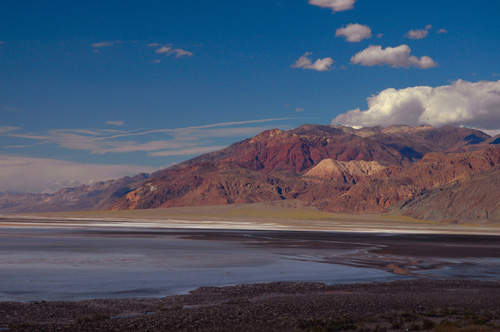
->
[350,45,438,69]
[85,119,295,143]
[148,43,193,63]
[0,126,20,134]
[106,120,124,126]
[91,41,124,48]
[291,52,334,72]
[1,118,296,157]
[153,45,193,58]
[5,128,127,153]
[90,41,193,60]
[308,0,355,13]
[96,140,197,154]
[149,146,227,157]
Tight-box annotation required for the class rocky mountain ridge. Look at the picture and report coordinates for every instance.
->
[1,124,499,223]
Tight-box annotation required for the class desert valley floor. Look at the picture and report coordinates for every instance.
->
[1,210,500,331]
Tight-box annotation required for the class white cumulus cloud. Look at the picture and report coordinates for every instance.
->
[335,24,372,42]
[292,52,334,72]
[405,29,428,39]
[405,25,432,39]
[308,0,355,12]
[350,44,438,69]
[332,80,500,131]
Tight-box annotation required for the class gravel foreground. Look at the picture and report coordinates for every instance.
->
[1,279,500,332]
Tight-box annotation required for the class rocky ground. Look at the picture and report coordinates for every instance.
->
[2,279,500,331]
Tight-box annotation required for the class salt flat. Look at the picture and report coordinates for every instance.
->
[2,201,500,235]
[1,216,500,302]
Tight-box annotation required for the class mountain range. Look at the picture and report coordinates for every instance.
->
[2,124,500,223]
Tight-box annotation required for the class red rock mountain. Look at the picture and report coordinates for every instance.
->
[2,124,499,223]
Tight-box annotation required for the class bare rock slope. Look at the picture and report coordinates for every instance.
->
[303,159,386,182]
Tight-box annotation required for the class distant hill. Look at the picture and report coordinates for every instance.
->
[0,173,149,213]
[2,124,499,224]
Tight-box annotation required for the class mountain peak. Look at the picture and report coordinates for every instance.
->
[287,124,345,137]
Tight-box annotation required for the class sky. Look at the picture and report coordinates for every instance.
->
[1,0,500,193]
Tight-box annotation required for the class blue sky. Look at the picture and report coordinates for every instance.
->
[1,0,500,192]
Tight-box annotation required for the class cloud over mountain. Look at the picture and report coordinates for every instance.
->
[335,24,372,42]
[332,80,500,130]
[350,45,438,69]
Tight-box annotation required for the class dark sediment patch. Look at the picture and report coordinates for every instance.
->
[2,279,500,331]
[178,230,500,259]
